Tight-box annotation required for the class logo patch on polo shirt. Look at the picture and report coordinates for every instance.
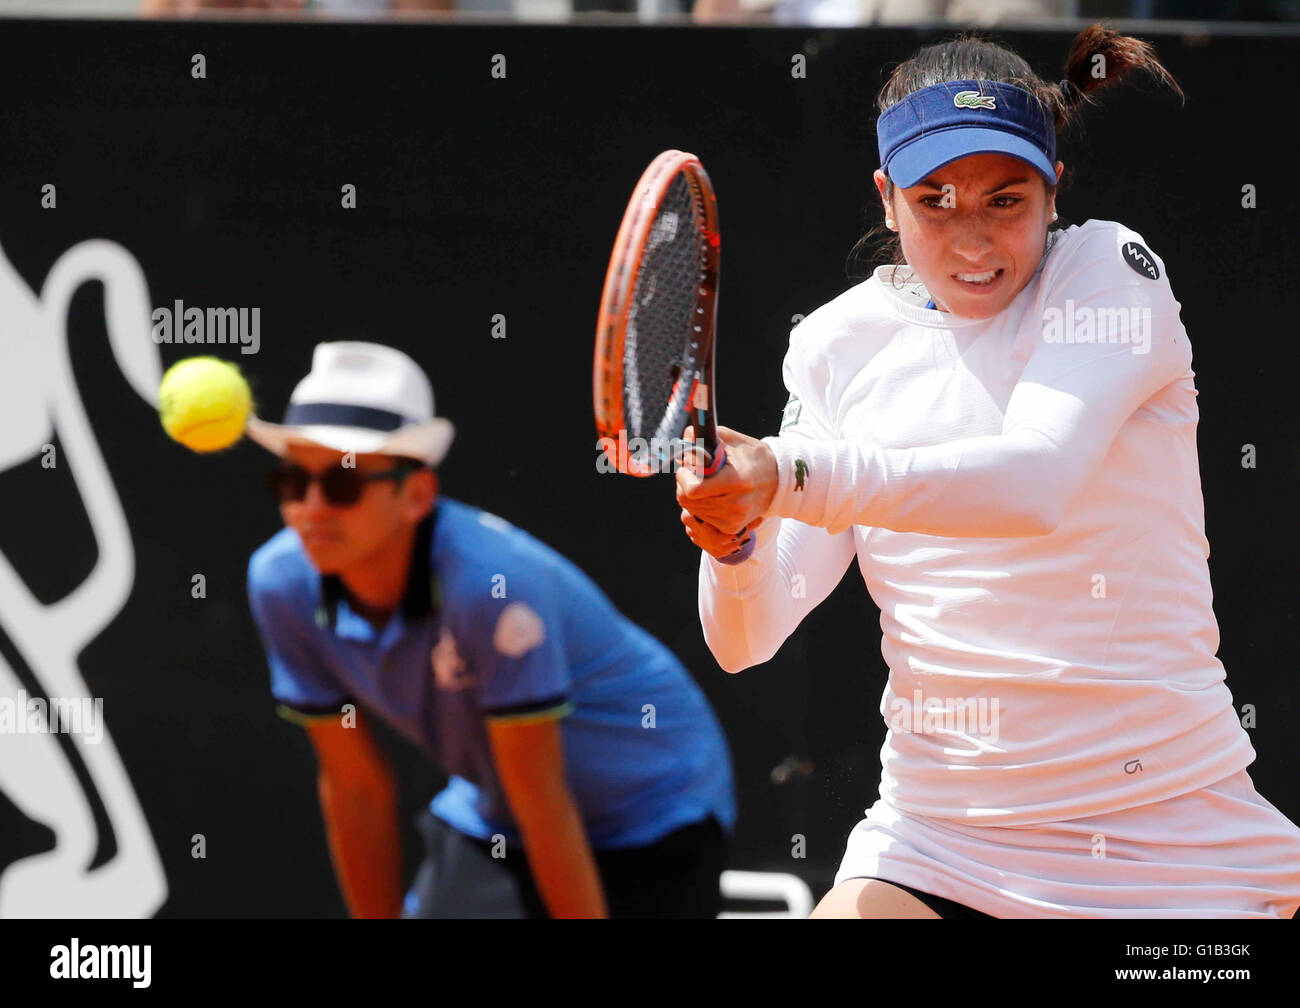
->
[494,602,546,658]
[431,628,475,690]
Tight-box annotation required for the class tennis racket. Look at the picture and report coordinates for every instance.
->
[593,149,753,564]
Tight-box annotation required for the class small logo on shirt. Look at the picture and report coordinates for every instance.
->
[780,395,802,432]
[493,602,546,659]
[794,459,809,492]
[1123,758,1143,775]
[431,629,475,691]
[954,90,997,110]
[1121,242,1159,280]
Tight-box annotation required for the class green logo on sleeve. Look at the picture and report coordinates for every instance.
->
[794,459,808,491]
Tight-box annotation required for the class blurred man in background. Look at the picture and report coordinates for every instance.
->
[245,342,736,918]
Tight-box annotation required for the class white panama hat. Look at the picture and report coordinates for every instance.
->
[246,342,454,466]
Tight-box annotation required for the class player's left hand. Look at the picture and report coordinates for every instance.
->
[676,425,779,536]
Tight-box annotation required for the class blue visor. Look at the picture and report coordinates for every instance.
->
[877,80,1057,189]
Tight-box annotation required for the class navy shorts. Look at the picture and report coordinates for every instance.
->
[404,809,728,919]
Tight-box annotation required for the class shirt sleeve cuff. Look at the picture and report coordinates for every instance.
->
[275,700,351,726]
[761,434,894,535]
[762,434,827,524]
[481,695,574,724]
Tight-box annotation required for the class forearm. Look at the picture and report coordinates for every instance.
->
[517,793,607,919]
[700,516,856,673]
[317,770,403,919]
[763,425,1076,539]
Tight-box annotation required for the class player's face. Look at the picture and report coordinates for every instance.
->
[875,152,1064,320]
[277,443,435,575]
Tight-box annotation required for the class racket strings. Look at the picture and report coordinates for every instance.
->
[624,172,707,447]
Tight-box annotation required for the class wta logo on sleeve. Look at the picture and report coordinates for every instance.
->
[1121,241,1160,280]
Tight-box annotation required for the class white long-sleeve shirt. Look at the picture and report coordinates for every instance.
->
[699,219,1255,826]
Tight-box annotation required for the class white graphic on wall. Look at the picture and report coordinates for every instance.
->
[0,239,166,917]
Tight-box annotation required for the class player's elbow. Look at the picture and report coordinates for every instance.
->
[717,654,755,675]
[1015,499,1065,537]
[703,631,776,675]
[702,635,746,674]
[699,573,787,673]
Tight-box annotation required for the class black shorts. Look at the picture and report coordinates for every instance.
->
[404,809,728,919]
[864,877,996,919]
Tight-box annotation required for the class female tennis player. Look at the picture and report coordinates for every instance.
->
[675,24,1300,919]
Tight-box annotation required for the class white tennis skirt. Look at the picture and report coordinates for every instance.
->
[834,769,1300,918]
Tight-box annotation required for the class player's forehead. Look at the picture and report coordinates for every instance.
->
[907,152,1036,192]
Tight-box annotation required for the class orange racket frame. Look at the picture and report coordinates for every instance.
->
[593,149,722,478]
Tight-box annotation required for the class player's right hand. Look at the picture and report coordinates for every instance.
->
[676,425,777,537]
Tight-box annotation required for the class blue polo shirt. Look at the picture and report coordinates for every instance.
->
[247,497,736,850]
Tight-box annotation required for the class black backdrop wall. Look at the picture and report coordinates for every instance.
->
[0,17,1295,917]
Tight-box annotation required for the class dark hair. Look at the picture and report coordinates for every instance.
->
[848,23,1185,283]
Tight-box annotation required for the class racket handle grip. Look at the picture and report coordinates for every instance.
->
[717,534,756,565]
[694,438,728,478]
[694,441,756,564]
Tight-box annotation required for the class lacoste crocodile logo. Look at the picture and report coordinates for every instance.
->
[953,90,997,110]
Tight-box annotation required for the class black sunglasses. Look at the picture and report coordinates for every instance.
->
[266,460,419,506]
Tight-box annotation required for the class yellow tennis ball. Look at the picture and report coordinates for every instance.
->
[158,356,252,453]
